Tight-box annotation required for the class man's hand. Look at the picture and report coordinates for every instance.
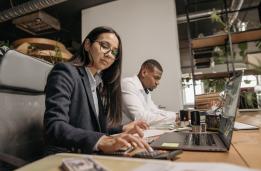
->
[122,120,149,137]
[97,133,153,153]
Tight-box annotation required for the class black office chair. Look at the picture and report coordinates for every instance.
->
[0,47,53,170]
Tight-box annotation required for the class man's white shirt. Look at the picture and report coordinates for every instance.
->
[121,75,176,126]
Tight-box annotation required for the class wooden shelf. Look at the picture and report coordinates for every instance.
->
[193,69,259,80]
[193,72,232,80]
[192,29,261,49]
[232,29,261,44]
[192,34,227,49]
[13,38,73,61]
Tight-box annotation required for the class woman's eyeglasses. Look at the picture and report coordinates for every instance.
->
[95,41,119,60]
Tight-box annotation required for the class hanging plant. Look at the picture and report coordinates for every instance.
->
[0,40,11,48]
[210,8,227,31]
[213,46,226,64]
[240,92,258,109]
[202,78,226,93]
[238,42,247,60]
[243,80,252,84]
[212,45,236,64]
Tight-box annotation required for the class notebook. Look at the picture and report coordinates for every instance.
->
[151,73,242,152]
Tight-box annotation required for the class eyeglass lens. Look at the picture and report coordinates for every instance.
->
[97,41,119,59]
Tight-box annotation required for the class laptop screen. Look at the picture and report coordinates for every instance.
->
[219,74,242,148]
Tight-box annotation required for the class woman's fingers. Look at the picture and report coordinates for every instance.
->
[140,138,154,152]
[123,120,149,134]
[136,120,149,130]
[98,135,129,153]
[134,124,144,138]
[115,137,132,148]
[119,134,153,152]
[123,134,144,148]
[98,134,154,153]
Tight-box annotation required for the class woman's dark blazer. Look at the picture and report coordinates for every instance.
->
[44,62,121,154]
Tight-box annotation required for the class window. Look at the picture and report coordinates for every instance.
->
[182,80,203,105]
[241,75,257,88]
[182,75,259,106]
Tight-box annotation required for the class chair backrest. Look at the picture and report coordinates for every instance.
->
[0,47,53,169]
[0,47,53,92]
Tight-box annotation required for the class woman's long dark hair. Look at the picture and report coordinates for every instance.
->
[70,26,122,126]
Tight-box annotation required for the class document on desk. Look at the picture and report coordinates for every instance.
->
[234,121,259,130]
[143,129,173,138]
[133,162,258,171]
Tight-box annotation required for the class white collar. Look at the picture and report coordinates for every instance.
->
[85,67,103,88]
[132,75,145,91]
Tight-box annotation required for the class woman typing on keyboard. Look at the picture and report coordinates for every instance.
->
[44,26,152,155]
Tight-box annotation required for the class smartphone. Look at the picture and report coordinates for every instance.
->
[62,157,108,171]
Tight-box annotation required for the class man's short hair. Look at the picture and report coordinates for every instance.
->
[141,59,163,72]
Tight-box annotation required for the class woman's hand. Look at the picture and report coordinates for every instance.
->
[122,120,149,137]
[97,133,153,153]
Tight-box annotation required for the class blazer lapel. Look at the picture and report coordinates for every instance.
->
[97,90,107,133]
[78,66,101,131]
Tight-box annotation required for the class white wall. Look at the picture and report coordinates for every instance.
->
[82,0,183,111]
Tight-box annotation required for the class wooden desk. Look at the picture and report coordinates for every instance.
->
[158,110,261,168]
[175,146,246,166]
[232,111,261,169]
[15,152,248,171]
[15,111,261,171]
[15,140,248,171]
[16,153,172,171]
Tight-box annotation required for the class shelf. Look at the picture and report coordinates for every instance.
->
[192,69,259,80]
[232,29,261,44]
[13,38,73,61]
[192,34,227,49]
[192,29,261,49]
[193,71,232,80]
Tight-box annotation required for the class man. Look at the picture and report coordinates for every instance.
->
[121,59,177,127]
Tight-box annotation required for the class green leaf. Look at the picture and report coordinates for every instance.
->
[210,9,226,28]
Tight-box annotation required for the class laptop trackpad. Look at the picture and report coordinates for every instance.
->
[183,133,217,146]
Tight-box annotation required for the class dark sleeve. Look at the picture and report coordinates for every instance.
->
[108,125,123,135]
[44,63,105,153]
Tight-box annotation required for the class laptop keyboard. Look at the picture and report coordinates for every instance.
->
[184,133,216,146]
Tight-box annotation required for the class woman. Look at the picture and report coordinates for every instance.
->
[44,26,151,154]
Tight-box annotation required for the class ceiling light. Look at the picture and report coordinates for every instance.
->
[12,11,60,35]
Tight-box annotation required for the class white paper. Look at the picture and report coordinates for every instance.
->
[234,122,259,130]
[133,163,173,171]
[143,129,173,138]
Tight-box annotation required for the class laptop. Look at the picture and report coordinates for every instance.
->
[151,73,242,152]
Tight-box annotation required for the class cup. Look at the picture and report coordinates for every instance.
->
[179,110,189,127]
[180,110,189,121]
[191,110,200,126]
[191,110,200,132]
